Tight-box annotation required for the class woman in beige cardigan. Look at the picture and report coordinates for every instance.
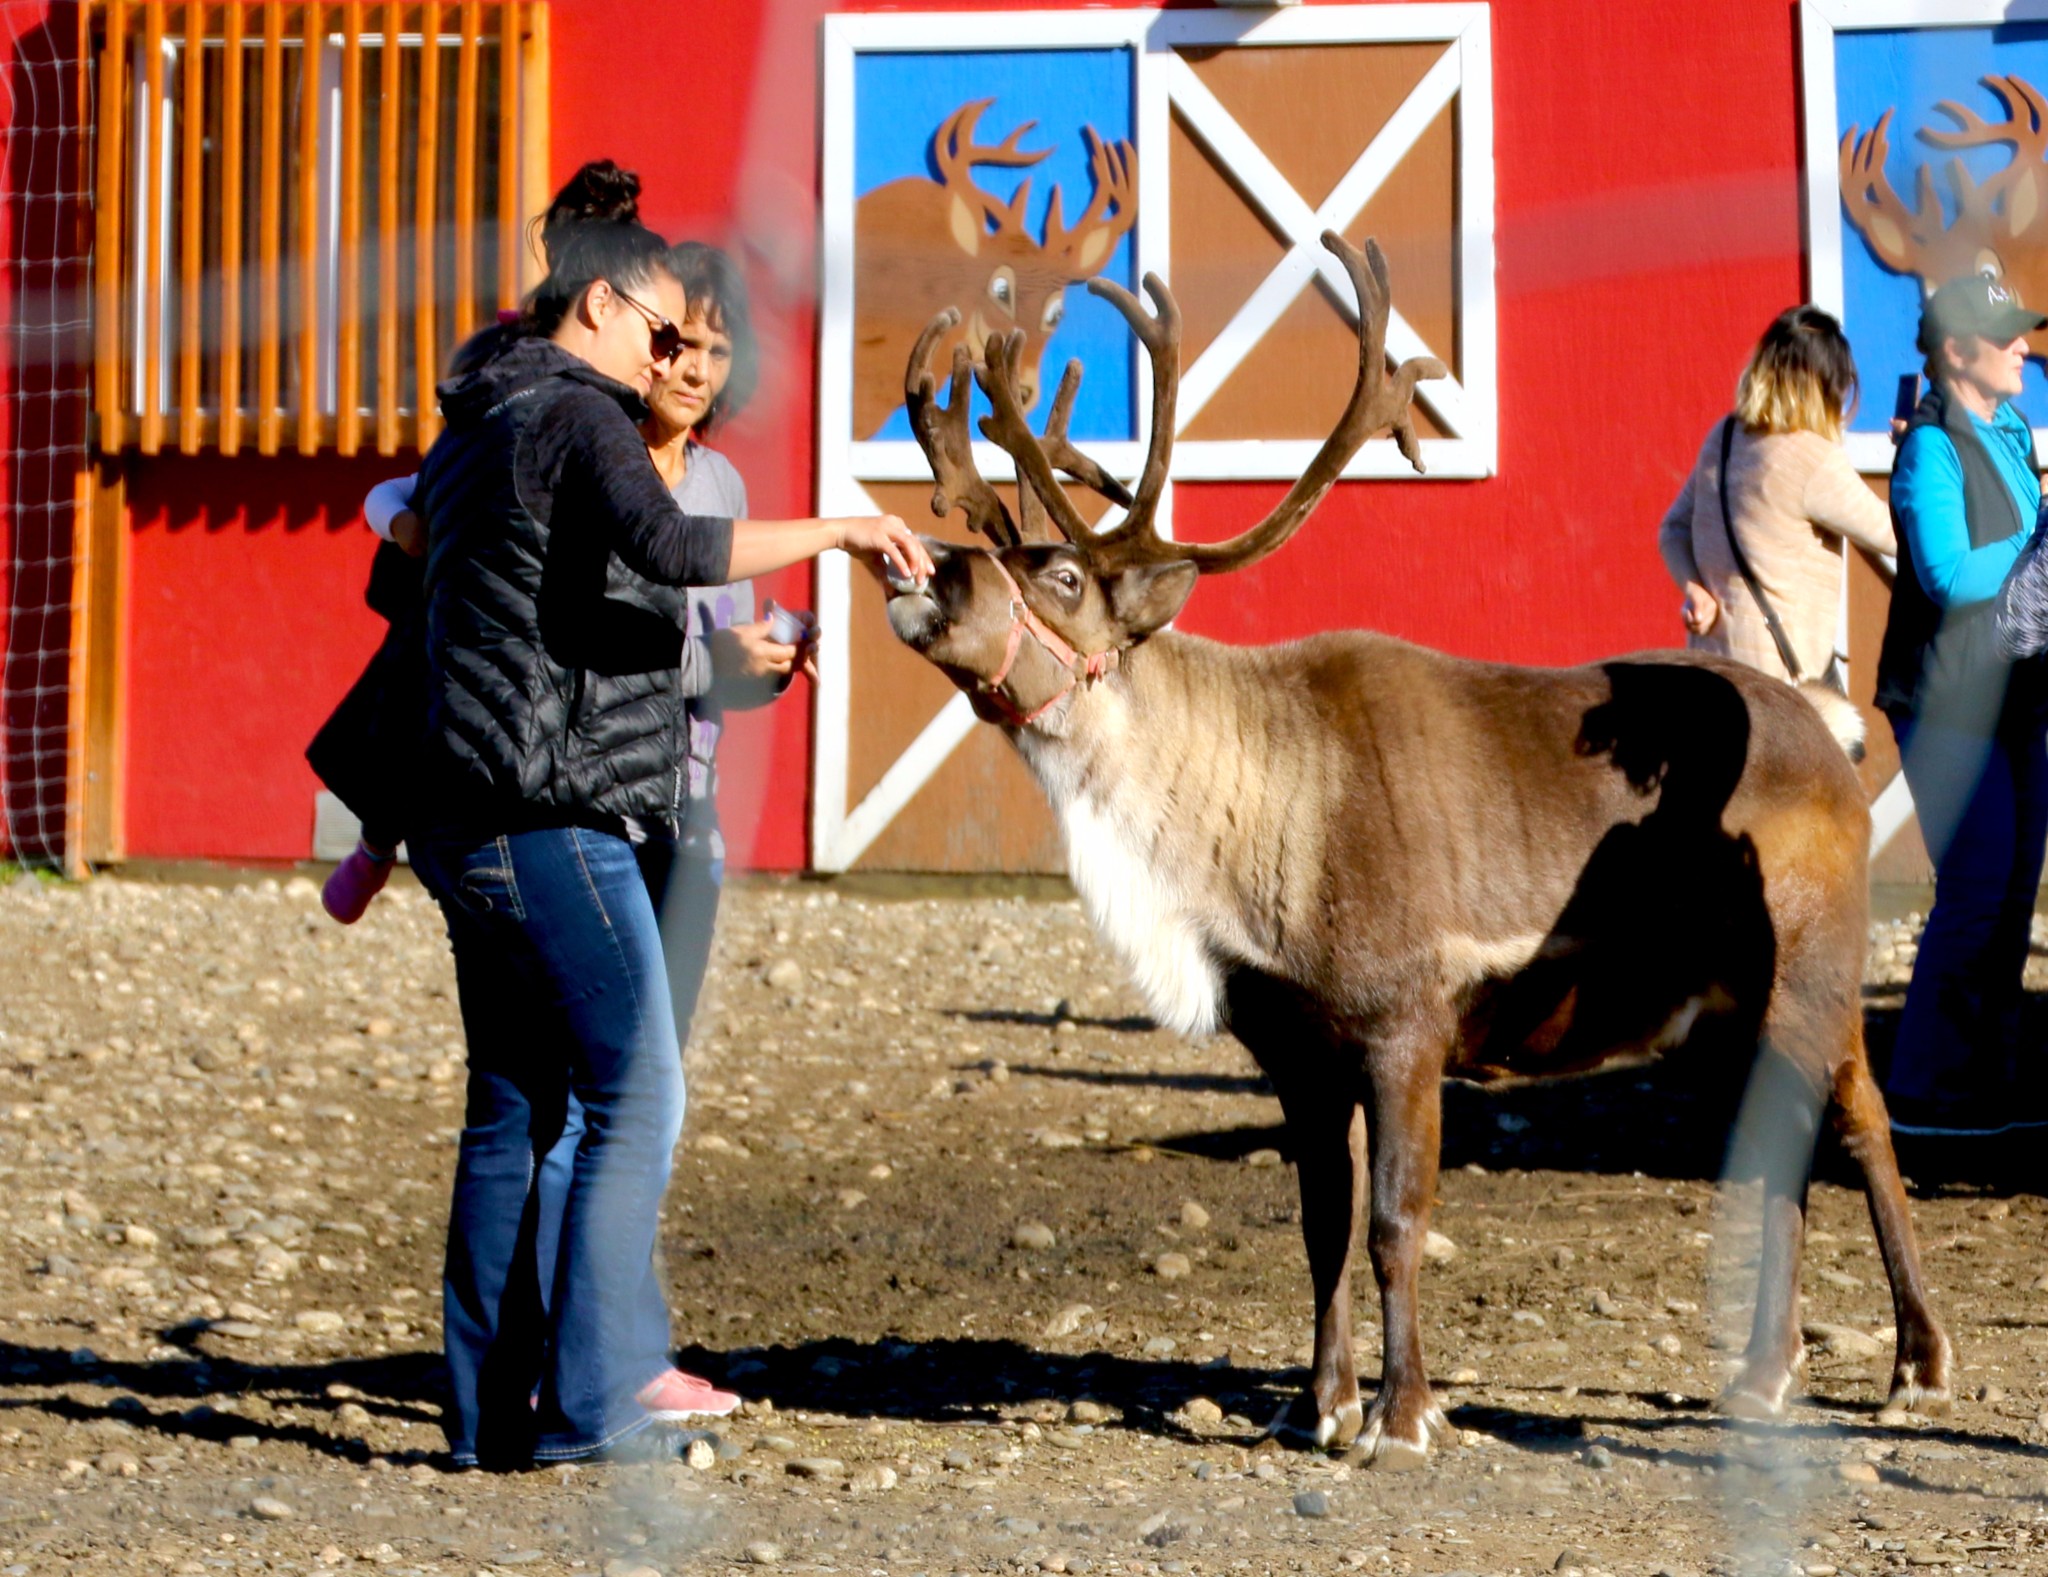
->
[1659,306,1894,682]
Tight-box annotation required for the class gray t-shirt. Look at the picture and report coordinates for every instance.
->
[670,445,753,859]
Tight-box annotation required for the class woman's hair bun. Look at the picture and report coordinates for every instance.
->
[546,159,640,230]
[521,158,669,340]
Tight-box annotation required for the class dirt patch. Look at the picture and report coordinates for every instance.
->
[0,871,2041,1576]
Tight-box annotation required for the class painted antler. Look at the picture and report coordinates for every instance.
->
[1839,111,1957,279]
[971,232,1444,575]
[1042,127,1139,274]
[903,309,1019,548]
[1922,75,2048,239]
[934,99,1051,240]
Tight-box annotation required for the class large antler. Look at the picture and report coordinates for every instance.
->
[903,309,1019,548]
[1839,110,1957,276]
[1166,234,1444,574]
[965,270,1173,554]
[970,232,1444,575]
[935,100,1050,239]
[1922,75,2048,237]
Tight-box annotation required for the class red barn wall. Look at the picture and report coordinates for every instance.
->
[112,0,1812,865]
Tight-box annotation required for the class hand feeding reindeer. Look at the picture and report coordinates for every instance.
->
[884,233,1952,1467]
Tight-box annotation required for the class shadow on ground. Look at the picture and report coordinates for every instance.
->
[992,987,2048,1196]
[1,1320,2042,1486]
[0,1339,441,1462]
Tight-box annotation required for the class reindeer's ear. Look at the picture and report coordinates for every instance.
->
[1107,559,1197,637]
[949,195,983,256]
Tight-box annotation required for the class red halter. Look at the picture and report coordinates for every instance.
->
[980,556,1120,728]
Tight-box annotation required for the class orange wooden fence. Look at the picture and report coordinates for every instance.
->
[89,0,548,457]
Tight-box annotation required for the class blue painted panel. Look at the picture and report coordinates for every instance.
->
[853,47,1138,442]
[1835,26,2048,432]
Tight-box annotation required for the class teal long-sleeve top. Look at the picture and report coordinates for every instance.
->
[1892,401,2042,608]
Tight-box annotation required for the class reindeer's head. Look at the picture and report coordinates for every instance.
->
[918,101,1137,414]
[1841,76,2048,350]
[886,235,1446,730]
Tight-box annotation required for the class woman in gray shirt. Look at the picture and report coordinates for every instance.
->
[631,241,807,1037]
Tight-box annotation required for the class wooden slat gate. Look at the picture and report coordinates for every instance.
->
[66,0,548,871]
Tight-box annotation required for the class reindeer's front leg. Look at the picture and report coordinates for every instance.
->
[1266,1076,1368,1449]
[1357,1031,1454,1467]
[1240,981,1377,1452]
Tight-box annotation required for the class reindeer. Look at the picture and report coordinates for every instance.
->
[1842,74,2048,340]
[852,99,1136,440]
[883,234,1953,1466]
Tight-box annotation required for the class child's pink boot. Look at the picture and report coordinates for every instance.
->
[322,841,396,924]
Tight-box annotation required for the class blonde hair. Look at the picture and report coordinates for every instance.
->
[1733,305,1858,442]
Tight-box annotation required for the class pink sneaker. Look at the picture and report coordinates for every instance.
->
[634,1368,741,1422]
[322,843,396,924]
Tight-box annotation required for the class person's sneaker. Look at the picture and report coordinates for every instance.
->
[1886,1092,2048,1139]
[322,843,396,924]
[634,1368,741,1422]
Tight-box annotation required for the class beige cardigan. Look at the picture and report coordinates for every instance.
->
[1657,424,1895,681]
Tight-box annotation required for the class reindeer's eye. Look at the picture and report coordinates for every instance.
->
[988,269,1015,311]
[1050,566,1080,593]
[1042,296,1064,334]
[1978,250,2005,281]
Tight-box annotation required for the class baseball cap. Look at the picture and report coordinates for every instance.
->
[1917,273,2048,354]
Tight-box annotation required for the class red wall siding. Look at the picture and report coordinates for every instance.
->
[123,455,392,860]
[114,0,1816,864]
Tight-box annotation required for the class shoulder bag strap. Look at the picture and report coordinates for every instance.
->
[1716,416,1806,682]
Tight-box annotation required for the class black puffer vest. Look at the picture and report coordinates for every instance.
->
[415,339,692,830]
[1874,384,2041,738]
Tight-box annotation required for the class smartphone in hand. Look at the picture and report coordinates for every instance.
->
[1894,373,1921,423]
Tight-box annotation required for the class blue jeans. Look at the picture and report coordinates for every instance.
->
[1890,715,2048,1107]
[534,847,723,1397]
[411,826,686,1467]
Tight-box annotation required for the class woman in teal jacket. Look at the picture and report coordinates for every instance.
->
[1874,273,2048,1143]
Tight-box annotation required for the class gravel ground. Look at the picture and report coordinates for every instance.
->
[0,870,2043,1577]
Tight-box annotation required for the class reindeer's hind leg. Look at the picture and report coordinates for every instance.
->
[1353,1021,1455,1467]
[1830,1049,1953,1415]
[1719,1043,1825,1418]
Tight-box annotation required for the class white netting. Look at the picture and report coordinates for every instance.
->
[0,0,90,870]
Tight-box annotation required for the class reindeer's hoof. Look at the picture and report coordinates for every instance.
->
[1343,1398,1449,1471]
[1349,1431,1430,1472]
[1313,1400,1364,1450]
[1717,1361,1797,1421]
[1882,1372,1952,1421]
[1882,1330,1954,1419]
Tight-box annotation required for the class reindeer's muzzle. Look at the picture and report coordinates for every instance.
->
[883,536,958,651]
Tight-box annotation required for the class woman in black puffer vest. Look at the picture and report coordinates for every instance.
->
[406,161,930,1471]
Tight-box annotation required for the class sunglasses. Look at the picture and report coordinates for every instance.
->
[609,283,685,366]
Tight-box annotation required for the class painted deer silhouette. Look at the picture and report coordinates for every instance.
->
[1841,74,2048,345]
[852,100,1137,440]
